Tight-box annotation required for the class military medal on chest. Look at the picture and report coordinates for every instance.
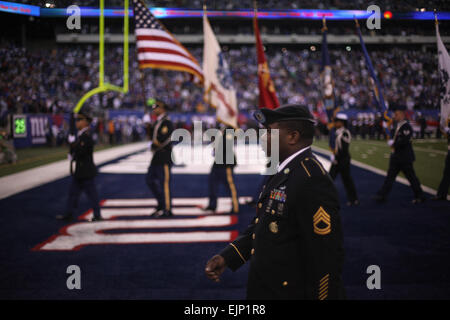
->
[269,221,279,234]
[269,188,287,202]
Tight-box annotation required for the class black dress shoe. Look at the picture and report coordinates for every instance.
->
[431,196,447,201]
[89,216,103,222]
[56,214,72,221]
[150,208,163,217]
[158,210,173,218]
[202,206,216,212]
[150,210,163,218]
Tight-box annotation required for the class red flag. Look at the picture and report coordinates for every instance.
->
[254,9,280,109]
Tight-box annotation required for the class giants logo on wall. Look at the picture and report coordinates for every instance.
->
[33,197,242,251]
[29,115,49,144]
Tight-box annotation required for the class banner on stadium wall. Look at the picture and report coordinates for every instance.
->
[0,1,40,16]
[13,114,53,148]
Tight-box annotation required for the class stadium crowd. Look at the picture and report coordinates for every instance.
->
[0,43,441,121]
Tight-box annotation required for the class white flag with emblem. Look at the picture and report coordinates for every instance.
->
[436,17,450,131]
[203,13,238,128]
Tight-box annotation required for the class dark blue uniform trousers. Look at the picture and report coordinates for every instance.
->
[208,166,239,213]
[146,164,172,211]
[377,157,423,199]
[66,177,101,218]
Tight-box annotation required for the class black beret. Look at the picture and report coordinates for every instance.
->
[390,104,406,112]
[253,104,316,126]
[77,109,93,122]
[150,99,167,110]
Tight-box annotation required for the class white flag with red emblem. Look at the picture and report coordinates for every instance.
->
[202,13,238,128]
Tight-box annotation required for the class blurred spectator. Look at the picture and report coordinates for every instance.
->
[0,129,17,164]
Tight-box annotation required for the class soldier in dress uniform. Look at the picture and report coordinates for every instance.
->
[374,105,426,204]
[205,104,345,300]
[146,100,174,218]
[434,118,450,201]
[329,113,359,206]
[203,123,239,214]
[56,110,102,222]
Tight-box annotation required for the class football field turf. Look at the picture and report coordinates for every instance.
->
[0,144,449,299]
[313,138,448,191]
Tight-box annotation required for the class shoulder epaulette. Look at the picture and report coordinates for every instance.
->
[300,157,327,178]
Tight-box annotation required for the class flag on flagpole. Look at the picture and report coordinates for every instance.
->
[321,18,337,122]
[355,18,391,137]
[132,0,203,82]
[203,11,238,128]
[436,14,450,131]
[355,19,387,113]
[254,5,279,109]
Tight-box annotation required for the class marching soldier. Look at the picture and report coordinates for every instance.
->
[56,110,102,222]
[146,100,174,218]
[434,119,450,201]
[374,105,426,204]
[205,104,345,300]
[329,113,359,206]
[203,123,239,214]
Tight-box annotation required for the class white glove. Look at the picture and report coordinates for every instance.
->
[387,139,394,147]
[445,127,450,134]
[148,141,153,150]
[68,134,76,143]
[68,153,72,162]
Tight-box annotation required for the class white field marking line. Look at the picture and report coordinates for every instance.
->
[83,207,229,219]
[0,142,149,200]
[360,140,447,156]
[85,197,253,220]
[39,231,235,250]
[312,146,449,200]
[99,144,268,175]
[73,216,236,231]
[102,197,252,207]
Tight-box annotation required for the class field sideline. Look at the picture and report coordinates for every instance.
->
[313,138,448,191]
[1,138,448,193]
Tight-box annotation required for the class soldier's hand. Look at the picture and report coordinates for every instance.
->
[205,255,226,282]
[68,134,76,144]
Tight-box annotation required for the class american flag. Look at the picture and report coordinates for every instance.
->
[133,0,203,82]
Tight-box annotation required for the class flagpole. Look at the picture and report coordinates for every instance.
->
[140,70,146,106]
[354,15,392,138]
[322,16,327,32]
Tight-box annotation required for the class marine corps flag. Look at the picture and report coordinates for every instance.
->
[254,4,279,109]
[436,14,450,131]
[203,9,238,128]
